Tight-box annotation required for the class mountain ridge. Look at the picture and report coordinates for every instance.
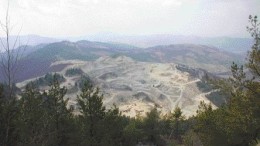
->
[0,40,243,83]
[1,34,252,54]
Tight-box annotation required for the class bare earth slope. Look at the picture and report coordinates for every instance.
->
[25,56,216,117]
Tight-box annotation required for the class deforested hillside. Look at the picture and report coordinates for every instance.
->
[17,55,222,117]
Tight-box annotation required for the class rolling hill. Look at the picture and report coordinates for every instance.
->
[81,33,253,54]
[0,40,244,82]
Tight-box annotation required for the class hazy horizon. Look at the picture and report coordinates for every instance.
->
[1,33,254,39]
[0,0,260,38]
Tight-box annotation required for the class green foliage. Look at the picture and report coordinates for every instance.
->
[76,75,92,89]
[29,73,65,87]
[197,79,228,106]
[160,107,192,146]
[3,78,180,146]
[14,75,73,146]
[65,68,84,77]
[195,101,229,146]
[195,15,260,146]
[77,81,105,146]
[196,80,213,92]
[41,75,72,146]
[123,118,144,146]
[182,130,202,146]
[142,108,164,145]
[169,106,185,140]
[100,105,126,146]
[17,84,47,146]
[0,97,19,146]
[205,91,227,107]
[76,82,130,146]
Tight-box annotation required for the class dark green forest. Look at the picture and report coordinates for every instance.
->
[0,16,259,146]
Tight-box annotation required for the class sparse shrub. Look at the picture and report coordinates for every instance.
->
[65,68,84,77]
[28,73,66,87]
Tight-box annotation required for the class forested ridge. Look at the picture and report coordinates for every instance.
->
[0,16,259,146]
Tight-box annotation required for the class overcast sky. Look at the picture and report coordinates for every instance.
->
[0,0,259,37]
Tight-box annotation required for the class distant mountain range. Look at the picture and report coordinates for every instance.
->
[0,35,58,47]
[0,40,244,82]
[81,33,253,54]
[0,34,253,54]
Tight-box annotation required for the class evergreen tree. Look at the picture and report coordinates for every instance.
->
[43,74,71,146]
[123,118,143,146]
[169,106,185,141]
[77,81,105,146]
[101,105,126,146]
[195,15,260,146]
[195,101,228,146]
[142,107,162,145]
[17,83,47,146]
[0,85,19,146]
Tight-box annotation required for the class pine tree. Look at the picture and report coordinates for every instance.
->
[0,84,19,146]
[142,107,162,145]
[169,106,185,140]
[123,118,143,146]
[43,74,71,146]
[101,105,125,146]
[17,83,48,146]
[77,81,105,146]
[195,15,260,146]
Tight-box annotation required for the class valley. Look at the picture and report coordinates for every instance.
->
[0,1,258,145]
[18,55,217,117]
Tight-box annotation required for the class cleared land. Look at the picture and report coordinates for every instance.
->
[17,56,217,117]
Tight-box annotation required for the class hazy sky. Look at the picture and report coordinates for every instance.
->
[0,0,259,37]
